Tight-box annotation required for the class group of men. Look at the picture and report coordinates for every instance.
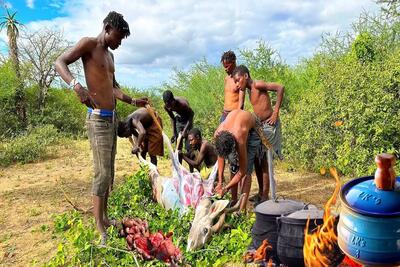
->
[55,11,283,244]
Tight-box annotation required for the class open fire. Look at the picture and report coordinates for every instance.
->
[303,167,344,266]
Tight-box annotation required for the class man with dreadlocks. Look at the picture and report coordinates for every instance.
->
[214,109,260,211]
[220,50,244,123]
[55,11,148,245]
[232,65,284,203]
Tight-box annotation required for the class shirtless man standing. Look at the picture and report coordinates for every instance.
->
[232,65,284,203]
[163,90,194,161]
[220,51,244,123]
[55,11,148,244]
[180,128,217,179]
[117,107,164,166]
[214,109,260,210]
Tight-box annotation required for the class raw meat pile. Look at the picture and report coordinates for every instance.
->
[119,218,182,264]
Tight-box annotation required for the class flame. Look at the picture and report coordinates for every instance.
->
[342,255,362,267]
[303,167,341,267]
[267,258,274,267]
[254,239,273,262]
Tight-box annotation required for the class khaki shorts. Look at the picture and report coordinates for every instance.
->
[86,113,117,197]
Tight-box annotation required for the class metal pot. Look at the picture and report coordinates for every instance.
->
[338,154,400,266]
[276,208,324,267]
[249,198,306,259]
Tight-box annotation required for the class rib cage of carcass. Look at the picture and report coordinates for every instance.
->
[138,132,217,214]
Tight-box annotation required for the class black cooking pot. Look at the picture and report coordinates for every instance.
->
[249,198,306,259]
[277,208,324,267]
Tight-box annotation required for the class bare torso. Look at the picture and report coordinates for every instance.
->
[82,37,116,110]
[223,75,241,111]
[165,96,193,120]
[128,108,154,129]
[201,141,217,167]
[217,109,255,145]
[248,81,273,121]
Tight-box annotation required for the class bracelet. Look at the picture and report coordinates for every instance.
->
[131,98,137,106]
[69,78,80,89]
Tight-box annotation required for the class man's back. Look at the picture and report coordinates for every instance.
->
[217,109,255,144]
[128,108,154,129]
[169,96,190,113]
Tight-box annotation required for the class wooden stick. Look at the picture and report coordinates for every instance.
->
[60,185,93,214]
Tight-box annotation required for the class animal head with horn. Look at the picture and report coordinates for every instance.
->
[187,194,245,251]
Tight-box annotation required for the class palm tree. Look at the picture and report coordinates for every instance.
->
[0,9,26,126]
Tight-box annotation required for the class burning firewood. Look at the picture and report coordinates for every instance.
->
[254,239,273,263]
[243,239,275,264]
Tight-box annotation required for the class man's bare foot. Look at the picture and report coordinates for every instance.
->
[99,232,107,247]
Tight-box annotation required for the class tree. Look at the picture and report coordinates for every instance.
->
[376,0,400,19]
[19,28,72,110]
[0,8,26,126]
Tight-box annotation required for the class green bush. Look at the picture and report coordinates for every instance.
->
[282,45,400,176]
[351,31,376,63]
[0,124,62,166]
[46,168,254,266]
[25,87,87,136]
[0,61,23,138]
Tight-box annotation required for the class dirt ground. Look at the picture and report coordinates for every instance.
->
[0,139,338,267]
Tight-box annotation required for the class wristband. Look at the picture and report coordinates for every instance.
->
[131,98,137,106]
[69,78,80,89]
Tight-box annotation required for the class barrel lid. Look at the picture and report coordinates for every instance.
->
[254,198,306,216]
[286,208,324,220]
[341,176,400,216]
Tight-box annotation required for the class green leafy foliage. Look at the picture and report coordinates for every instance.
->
[351,32,376,63]
[0,124,63,166]
[0,60,23,137]
[282,38,400,176]
[26,87,87,136]
[47,168,254,266]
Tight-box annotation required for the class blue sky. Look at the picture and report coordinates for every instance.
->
[0,0,380,89]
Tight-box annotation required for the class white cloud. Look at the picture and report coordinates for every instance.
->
[2,0,380,87]
[26,0,34,9]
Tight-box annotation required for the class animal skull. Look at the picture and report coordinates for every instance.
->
[187,194,245,251]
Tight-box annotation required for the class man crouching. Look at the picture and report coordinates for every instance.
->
[180,128,217,179]
[118,107,164,165]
